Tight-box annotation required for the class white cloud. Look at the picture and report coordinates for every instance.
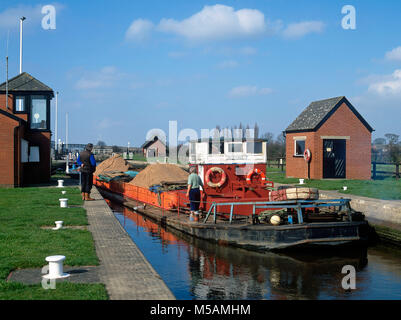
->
[368,69,401,95]
[0,3,64,32]
[217,60,239,69]
[0,5,42,30]
[239,46,258,55]
[228,85,272,98]
[385,46,401,61]
[75,66,125,90]
[157,4,267,42]
[282,21,325,38]
[125,18,154,42]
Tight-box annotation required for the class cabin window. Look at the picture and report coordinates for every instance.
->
[208,141,224,154]
[15,96,25,112]
[30,96,48,130]
[294,140,305,156]
[246,142,263,154]
[228,142,243,153]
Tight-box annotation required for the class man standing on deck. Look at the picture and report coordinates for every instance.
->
[77,143,97,201]
[186,166,204,219]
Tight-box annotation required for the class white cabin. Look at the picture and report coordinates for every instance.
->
[189,139,267,164]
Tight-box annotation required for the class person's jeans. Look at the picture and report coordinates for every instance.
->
[189,188,200,211]
[81,172,93,193]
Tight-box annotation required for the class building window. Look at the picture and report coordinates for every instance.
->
[228,142,243,153]
[15,96,25,112]
[30,96,48,130]
[294,140,306,156]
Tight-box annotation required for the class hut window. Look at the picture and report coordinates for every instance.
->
[294,140,305,156]
[15,96,26,112]
[30,96,48,130]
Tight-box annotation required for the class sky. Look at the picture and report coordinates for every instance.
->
[0,0,400,147]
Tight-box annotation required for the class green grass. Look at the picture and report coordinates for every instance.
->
[0,185,108,300]
[266,168,401,200]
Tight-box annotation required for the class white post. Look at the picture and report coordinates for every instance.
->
[66,112,69,152]
[19,17,26,74]
[55,92,58,152]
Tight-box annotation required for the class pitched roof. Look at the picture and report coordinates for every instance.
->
[141,136,166,149]
[0,109,26,124]
[285,96,374,133]
[0,72,54,96]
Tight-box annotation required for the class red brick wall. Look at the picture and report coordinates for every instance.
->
[0,114,18,187]
[286,102,372,180]
[285,132,319,179]
[0,93,28,122]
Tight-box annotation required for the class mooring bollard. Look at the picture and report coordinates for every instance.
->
[59,198,68,208]
[61,191,67,195]
[52,221,64,230]
[42,255,70,279]
[299,179,305,185]
[343,186,348,191]
[57,180,64,188]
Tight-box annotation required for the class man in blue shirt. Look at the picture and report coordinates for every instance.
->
[77,143,97,201]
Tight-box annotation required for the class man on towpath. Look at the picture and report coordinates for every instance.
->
[77,143,97,201]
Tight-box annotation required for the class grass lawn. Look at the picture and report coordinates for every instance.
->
[0,185,108,300]
[266,167,401,200]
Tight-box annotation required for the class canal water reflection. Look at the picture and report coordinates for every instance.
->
[108,201,401,300]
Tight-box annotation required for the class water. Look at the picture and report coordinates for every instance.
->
[109,202,401,300]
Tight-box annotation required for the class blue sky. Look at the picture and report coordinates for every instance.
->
[0,0,400,146]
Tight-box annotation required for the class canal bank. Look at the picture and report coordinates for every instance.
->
[276,183,401,246]
[85,187,175,300]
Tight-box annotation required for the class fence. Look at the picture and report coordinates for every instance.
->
[267,158,286,171]
[372,162,400,180]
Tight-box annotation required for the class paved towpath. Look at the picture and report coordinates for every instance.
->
[84,187,175,300]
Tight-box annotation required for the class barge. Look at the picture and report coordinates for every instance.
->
[95,139,369,251]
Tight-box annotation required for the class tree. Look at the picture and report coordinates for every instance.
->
[261,132,274,144]
[373,138,386,146]
[254,122,259,138]
[385,134,399,145]
[385,133,401,163]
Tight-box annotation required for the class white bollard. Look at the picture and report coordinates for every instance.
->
[42,255,70,279]
[343,186,348,191]
[61,191,67,195]
[59,198,68,208]
[299,179,305,185]
[52,221,64,230]
[57,180,64,188]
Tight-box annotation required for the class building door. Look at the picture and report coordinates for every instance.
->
[323,139,346,179]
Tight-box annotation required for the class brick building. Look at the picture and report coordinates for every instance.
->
[285,96,373,180]
[141,136,167,158]
[0,72,54,187]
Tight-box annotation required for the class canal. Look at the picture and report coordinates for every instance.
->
[108,201,401,300]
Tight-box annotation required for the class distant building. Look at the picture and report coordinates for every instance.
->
[285,96,373,180]
[0,73,54,187]
[93,147,113,155]
[141,136,166,158]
